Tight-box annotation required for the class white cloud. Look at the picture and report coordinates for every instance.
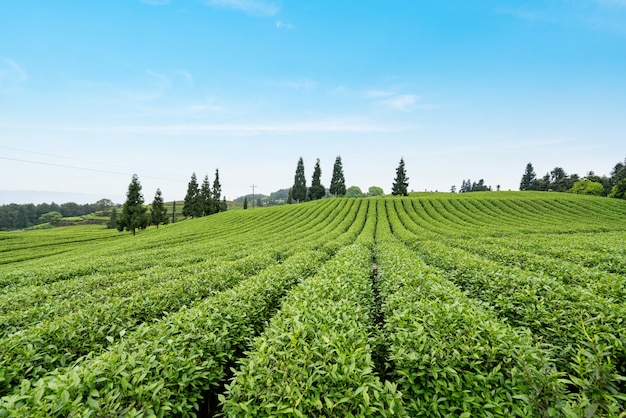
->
[176,69,194,85]
[204,0,280,17]
[383,94,420,111]
[283,79,318,91]
[1,58,28,81]
[365,89,395,98]
[276,21,294,29]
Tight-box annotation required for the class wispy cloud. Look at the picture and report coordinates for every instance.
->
[363,89,437,112]
[20,119,407,137]
[1,58,28,81]
[176,69,194,86]
[203,0,280,17]
[283,79,318,91]
[365,90,395,98]
[383,94,420,111]
[276,21,294,29]
[140,0,171,5]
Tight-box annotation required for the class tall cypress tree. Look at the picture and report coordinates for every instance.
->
[183,173,202,218]
[329,156,346,197]
[150,188,168,228]
[520,163,537,191]
[292,157,307,203]
[201,174,215,216]
[391,158,409,196]
[117,174,150,235]
[308,158,325,200]
[213,169,222,213]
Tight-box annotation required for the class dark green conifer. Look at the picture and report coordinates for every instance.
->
[117,174,150,235]
[391,158,409,196]
[291,157,307,203]
[329,156,346,197]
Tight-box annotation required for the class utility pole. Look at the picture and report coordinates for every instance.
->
[250,184,257,209]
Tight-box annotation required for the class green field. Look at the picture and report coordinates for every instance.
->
[0,192,625,417]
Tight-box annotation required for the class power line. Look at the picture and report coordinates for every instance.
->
[250,184,257,208]
[0,145,133,171]
[0,156,179,182]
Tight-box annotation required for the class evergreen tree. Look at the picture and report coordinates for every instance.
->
[520,162,537,191]
[15,206,30,229]
[106,208,118,229]
[257,198,263,208]
[213,169,222,213]
[221,197,228,212]
[292,157,307,203]
[172,200,177,223]
[308,158,325,200]
[117,174,150,235]
[287,188,293,204]
[183,173,202,218]
[391,158,409,196]
[201,174,215,216]
[329,156,346,197]
[608,179,626,199]
[150,188,169,228]
[243,196,248,209]
[610,159,626,186]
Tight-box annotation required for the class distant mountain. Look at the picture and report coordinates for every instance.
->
[234,188,290,204]
[0,190,122,205]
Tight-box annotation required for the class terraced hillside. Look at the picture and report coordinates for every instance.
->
[0,192,625,417]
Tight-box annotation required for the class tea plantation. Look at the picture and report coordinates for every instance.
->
[1,192,625,417]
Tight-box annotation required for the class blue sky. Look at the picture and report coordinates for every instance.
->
[1,0,625,203]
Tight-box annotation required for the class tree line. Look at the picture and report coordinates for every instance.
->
[519,159,626,198]
[114,169,227,235]
[0,199,117,231]
[285,156,410,203]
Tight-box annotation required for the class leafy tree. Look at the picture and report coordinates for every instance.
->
[308,158,325,200]
[329,156,346,197]
[213,169,222,213]
[150,188,169,228]
[94,198,115,215]
[15,206,30,229]
[471,179,490,192]
[183,173,202,218]
[608,179,626,199]
[38,211,63,225]
[549,167,578,192]
[610,159,626,185]
[345,185,364,198]
[117,174,150,235]
[243,196,248,209]
[60,202,82,217]
[535,173,552,191]
[368,186,384,197]
[520,163,537,191]
[292,157,307,203]
[585,171,611,196]
[107,208,118,229]
[201,174,215,216]
[391,158,409,196]
[569,180,603,196]
[257,198,263,208]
